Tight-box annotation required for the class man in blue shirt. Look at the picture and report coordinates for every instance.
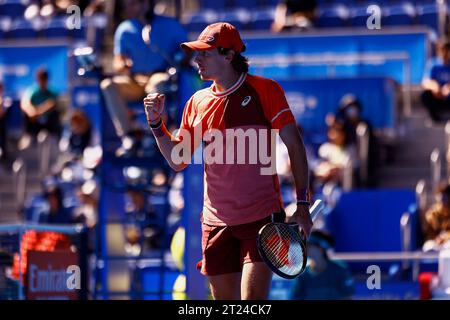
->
[421,38,450,122]
[291,230,354,300]
[19,68,61,150]
[100,0,188,137]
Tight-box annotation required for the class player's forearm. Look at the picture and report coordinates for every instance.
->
[280,124,310,201]
[151,122,188,172]
[288,140,310,200]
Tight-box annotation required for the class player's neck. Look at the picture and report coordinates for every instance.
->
[213,70,241,93]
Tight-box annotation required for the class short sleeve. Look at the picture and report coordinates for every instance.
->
[262,79,296,130]
[175,96,201,155]
[113,23,127,56]
[178,96,195,137]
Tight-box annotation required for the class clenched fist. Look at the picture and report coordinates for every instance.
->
[144,93,165,125]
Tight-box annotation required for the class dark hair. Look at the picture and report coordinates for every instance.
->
[218,47,249,73]
[328,118,351,146]
[438,38,450,51]
[44,186,63,209]
[36,68,49,81]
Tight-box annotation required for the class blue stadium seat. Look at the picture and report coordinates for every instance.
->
[316,4,349,28]
[9,18,38,38]
[416,3,447,34]
[349,6,372,27]
[0,0,27,19]
[43,17,69,38]
[218,8,251,30]
[326,189,417,253]
[383,3,416,26]
[199,0,227,10]
[70,17,87,40]
[233,0,260,9]
[249,8,275,30]
[182,10,218,33]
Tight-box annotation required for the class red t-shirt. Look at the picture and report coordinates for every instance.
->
[176,73,296,226]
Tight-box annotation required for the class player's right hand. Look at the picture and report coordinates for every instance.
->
[144,93,165,125]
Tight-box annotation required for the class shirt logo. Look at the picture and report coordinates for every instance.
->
[241,96,251,107]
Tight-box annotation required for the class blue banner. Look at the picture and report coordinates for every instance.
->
[245,29,430,85]
[278,77,397,143]
[0,42,69,98]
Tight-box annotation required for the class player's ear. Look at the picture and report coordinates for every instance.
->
[225,49,235,62]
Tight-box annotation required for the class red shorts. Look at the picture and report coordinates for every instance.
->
[198,215,271,276]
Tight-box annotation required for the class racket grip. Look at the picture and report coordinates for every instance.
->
[272,210,286,223]
[309,199,325,222]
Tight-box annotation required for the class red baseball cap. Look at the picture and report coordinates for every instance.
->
[181,22,246,53]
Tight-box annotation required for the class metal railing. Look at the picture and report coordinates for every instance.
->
[415,179,427,213]
[356,122,369,187]
[37,130,51,179]
[12,158,26,212]
[430,148,441,193]
[0,223,88,300]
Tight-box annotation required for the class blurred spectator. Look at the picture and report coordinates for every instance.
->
[124,188,162,254]
[0,250,18,300]
[19,68,61,150]
[291,230,354,300]
[328,94,379,187]
[73,179,98,228]
[313,120,358,188]
[101,0,188,138]
[39,0,91,18]
[0,81,10,163]
[272,0,317,32]
[421,38,450,122]
[59,109,93,156]
[422,183,450,251]
[38,185,74,224]
[83,0,105,17]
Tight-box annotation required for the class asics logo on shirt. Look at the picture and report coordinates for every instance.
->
[241,96,251,107]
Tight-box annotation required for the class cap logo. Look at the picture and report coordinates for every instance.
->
[206,36,215,43]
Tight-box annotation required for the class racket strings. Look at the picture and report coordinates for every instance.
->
[259,224,305,276]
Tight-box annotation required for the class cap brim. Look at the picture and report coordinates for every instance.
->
[180,40,214,51]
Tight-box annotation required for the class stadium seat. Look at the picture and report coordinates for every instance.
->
[42,16,69,38]
[70,16,87,40]
[416,3,448,34]
[383,2,416,26]
[233,0,260,9]
[316,4,349,28]
[349,6,373,27]
[199,0,227,11]
[182,10,218,33]
[249,8,275,31]
[9,18,38,38]
[326,189,418,253]
[218,8,251,30]
[0,0,28,19]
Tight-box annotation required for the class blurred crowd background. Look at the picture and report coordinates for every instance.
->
[0,0,450,300]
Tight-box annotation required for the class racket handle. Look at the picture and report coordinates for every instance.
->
[309,199,325,222]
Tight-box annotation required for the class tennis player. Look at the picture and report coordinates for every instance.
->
[144,22,312,300]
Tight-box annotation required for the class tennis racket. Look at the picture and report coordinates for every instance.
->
[256,199,325,279]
